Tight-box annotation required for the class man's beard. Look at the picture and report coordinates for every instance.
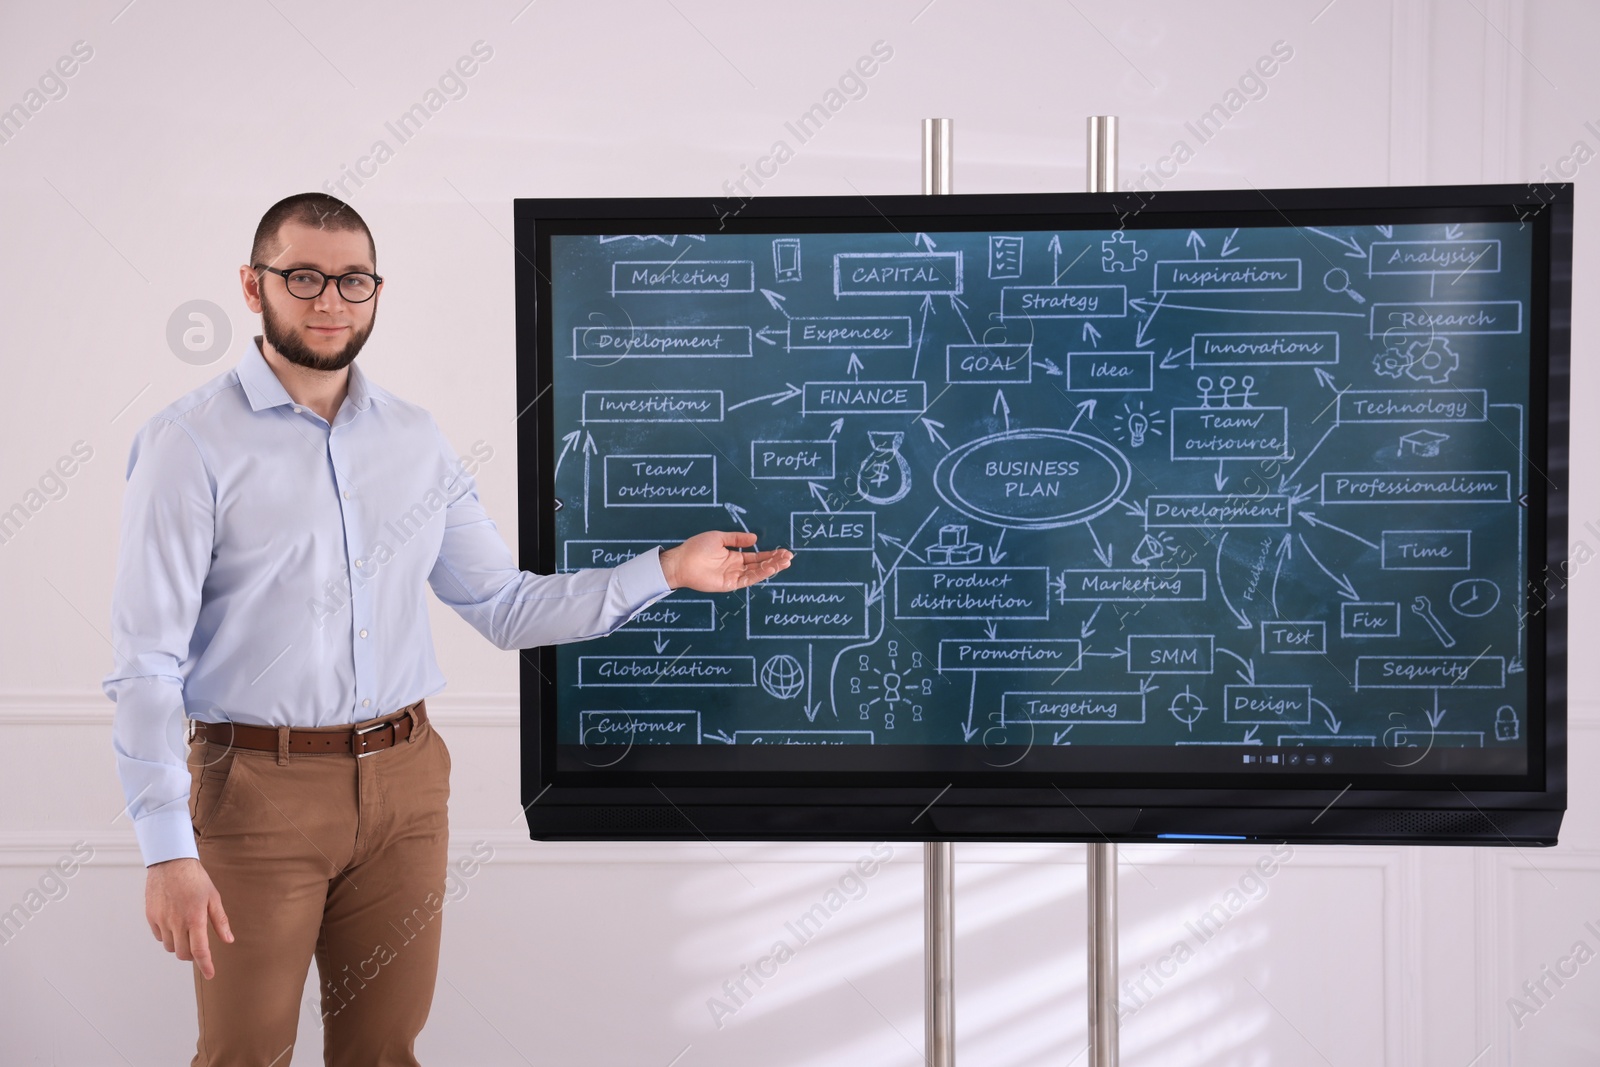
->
[261,296,375,372]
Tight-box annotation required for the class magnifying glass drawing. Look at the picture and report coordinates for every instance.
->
[1323,267,1366,304]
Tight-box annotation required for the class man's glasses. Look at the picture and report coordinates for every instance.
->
[254,264,382,303]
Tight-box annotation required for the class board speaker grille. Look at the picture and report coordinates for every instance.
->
[594,806,697,831]
[1379,810,1499,836]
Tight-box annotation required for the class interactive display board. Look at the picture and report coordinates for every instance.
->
[514,184,1569,845]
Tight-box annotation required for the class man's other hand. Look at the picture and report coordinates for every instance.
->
[659,531,793,592]
[146,857,233,980]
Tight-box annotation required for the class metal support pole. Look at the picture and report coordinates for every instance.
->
[924,839,955,1067]
[1085,113,1121,1067]
[1086,842,1118,1066]
[921,115,956,1067]
[1087,114,1117,196]
[923,117,953,196]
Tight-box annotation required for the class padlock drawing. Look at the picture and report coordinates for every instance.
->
[1494,706,1519,741]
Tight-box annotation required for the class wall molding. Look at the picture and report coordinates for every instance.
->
[0,831,1518,871]
[1388,0,1432,184]
[1479,0,1528,182]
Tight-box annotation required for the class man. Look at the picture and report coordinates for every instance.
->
[102,192,792,1066]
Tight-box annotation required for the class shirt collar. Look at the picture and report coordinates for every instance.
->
[238,335,377,414]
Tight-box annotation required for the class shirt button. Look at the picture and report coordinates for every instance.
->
[343,491,350,500]
[293,406,302,413]
[355,559,365,567]
[362,698,371,707]
[359,629,368,638]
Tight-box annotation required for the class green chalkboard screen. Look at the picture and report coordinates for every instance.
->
[514,186,1568,843]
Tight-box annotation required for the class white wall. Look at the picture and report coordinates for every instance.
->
[1,1,1595,1063]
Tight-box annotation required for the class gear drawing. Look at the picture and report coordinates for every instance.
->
[1373,337,1461,383]
[1403,337,1460,384]
[1373,347,1410,378]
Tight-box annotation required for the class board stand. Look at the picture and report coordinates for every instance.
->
[920,116,957,1067]
[1084,115,1122,1067]
[915,115,1123,1067]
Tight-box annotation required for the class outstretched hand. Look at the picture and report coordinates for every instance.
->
[659,531,793,592]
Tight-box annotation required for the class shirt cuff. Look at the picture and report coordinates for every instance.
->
[616,545,673,612]
[133,808,199,868]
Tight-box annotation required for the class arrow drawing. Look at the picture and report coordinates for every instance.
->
[911,294,935,378]
[1086,522,1114,568]
[1286,421,1339,484]
[727,383,802,411]
[1131,299,1363,319]
[1216,531,1253,629]
[1160,345,1191,369]
[554,430,583,478]
[1270,533,1293,618]
[1081,603,1102,639]
[962,673,979,741]
[1068,398,1097,433]
[808,481,835,513]
[1217,646,1256,684]
[582,432,598,532]
[1312,697,1340,734]
[1134,292,1167,347]
[950,295,976,343]
[803,643,822,722]
[1300,511,1380,551]
[1426,689,1447,728]
[1306,227,1365,256]
[870,508,940,604]
[988,529,1008,565]
[1296,533,1359,601]
[877,532,926,564]
[760,288,790,317]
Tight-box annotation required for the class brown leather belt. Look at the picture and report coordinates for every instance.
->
[188,699,427,758]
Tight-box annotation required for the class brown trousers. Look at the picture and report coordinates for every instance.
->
[185,703,451,1066]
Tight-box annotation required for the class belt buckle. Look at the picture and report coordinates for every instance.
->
[353,717,394,758]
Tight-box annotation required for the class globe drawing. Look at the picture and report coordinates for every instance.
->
[760,655,805,700]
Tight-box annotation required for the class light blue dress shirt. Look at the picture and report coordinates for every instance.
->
[103,338,673,867]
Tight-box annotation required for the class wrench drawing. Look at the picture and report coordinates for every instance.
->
[1411,595,1456,648]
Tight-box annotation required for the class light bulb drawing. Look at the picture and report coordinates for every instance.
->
[1128,411,1149,447]
[1112,401,1165,448]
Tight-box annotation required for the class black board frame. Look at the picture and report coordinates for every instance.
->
[512,182,1570,845]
